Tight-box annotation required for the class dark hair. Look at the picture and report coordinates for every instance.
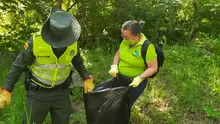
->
[122,20,145,36]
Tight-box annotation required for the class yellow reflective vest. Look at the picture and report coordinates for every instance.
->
[30,35,78,88]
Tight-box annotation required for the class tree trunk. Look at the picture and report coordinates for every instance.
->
[187,0,198,45]
[56,0,63,9]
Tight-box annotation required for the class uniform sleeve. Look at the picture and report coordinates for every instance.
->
[146,44,157,63]
[71,47,90,80]
[4,37,35,92]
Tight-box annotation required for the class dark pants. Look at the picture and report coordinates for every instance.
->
[22,88,71,124]
[115,74,148,109]
[115,74,148,124]
[128,79,148,109]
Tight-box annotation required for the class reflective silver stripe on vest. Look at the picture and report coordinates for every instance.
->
[35,63,69,69]
[32,73,66,85]
[31,63,71,86]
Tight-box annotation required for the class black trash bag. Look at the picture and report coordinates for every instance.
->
[83,77,132,124]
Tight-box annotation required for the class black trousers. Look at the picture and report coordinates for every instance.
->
[22,85,71,124]
[128,79,148,108]
[113,74,148,124]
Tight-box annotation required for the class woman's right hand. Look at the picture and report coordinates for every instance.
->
[108,64,118,77]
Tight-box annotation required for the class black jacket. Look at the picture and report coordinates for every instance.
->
[4,37,89,92]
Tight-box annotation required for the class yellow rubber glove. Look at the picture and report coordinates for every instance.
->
[0,88,11,109]
[83,76,94,93]
[108,64,118,77]
[129,76,144,87]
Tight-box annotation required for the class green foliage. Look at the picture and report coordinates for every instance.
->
[0,56,25,123]
[81,46,116,84]
[0,54,14,82]
[194,36,220,55]
[1,0,220,52]
[0,0,53,53]
[70,87,83,101]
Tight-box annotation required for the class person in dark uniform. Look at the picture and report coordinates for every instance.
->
[0,7,94,124]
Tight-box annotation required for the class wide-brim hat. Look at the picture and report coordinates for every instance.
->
[41,7,81,47]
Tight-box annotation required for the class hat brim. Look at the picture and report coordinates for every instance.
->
[41,7,81,47]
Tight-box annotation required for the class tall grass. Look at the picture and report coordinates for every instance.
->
[0,55,26,123]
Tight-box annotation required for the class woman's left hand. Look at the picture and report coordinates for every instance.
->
[129,76,144,87]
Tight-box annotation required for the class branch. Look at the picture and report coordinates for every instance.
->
[66,0,79,12]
